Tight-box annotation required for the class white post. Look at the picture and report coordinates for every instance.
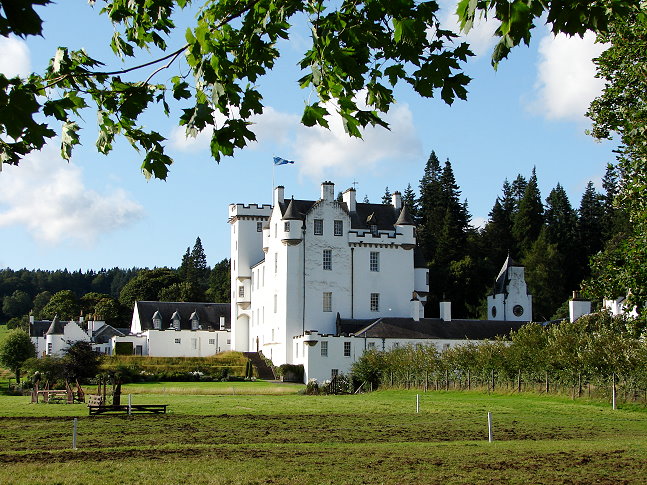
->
[416,394,419,413]
[72,418,77,450]
[128,394,132,415]
[612,373,616,410]
[487,412,493,443]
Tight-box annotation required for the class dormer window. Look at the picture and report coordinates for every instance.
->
[190,311,200,330]
[152,311,162,330]
[171,310,181,330]
[284,221,290,232]
[370,224,378,236]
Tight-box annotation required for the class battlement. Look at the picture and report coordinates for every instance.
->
[228,203,273,220]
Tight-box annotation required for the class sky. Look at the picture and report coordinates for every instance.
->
[0,1,617,272]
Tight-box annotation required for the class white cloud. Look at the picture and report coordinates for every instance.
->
[0,145,144,245]
[0,36,31,77]
[292,103,422,179]
[169,103,422,179]
[530,31,608,121]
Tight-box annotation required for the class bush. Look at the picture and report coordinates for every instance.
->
[278,364,304,383]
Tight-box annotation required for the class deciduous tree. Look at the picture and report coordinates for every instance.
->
[0,329,36,383]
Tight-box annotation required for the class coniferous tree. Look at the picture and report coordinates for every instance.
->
[402,183,419,223]
[417,151,444,263]
[512,168,544,257]
[523,229,565,321]
[381,187,392,205]
[511,174,527,208]
[190,237,210,287]
[577,182,605,261]
[544,183,578,292]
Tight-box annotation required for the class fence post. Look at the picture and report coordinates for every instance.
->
[72,418,77,450]
[612,373,617,410]
[487,412,493,443]
[128,394,132,415]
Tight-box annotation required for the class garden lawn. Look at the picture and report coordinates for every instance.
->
[0,388,646,484]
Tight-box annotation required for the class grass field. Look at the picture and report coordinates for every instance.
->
[1,382,646,484]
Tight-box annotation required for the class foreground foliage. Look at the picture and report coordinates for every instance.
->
[352,312,647,399]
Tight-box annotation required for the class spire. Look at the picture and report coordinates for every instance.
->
[395,204,414,225]
[282,197,300,220]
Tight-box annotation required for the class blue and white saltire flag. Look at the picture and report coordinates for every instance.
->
[273,156,296,166]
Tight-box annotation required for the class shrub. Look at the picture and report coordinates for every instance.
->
[278,364,304,382]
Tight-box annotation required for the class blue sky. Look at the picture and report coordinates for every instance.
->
[0,1,616,271]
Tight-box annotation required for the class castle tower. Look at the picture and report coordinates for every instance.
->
[487,255,532,321]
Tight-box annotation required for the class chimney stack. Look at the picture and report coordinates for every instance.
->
[392,191,402,210]
[343,188,356,212]
[439,301,451,322]
[274,185,285,206]
[321,181,335,201]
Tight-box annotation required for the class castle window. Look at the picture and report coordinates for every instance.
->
[274,224,277,238]
[367,342,376,350]
[370,251,380,272]
[274,294,277,313]
[314,219,323,235]
[331,369,339,378]
[321,341,328,357]
[344,341,351,357]
[175,338,181,344]
[323,292,332,312]
[274,253,278,274]
[239,286,245,298]
[209,339,215,345]
[513,305,524,317]
[257,222,263,232]
[370,293,380,312]
[334,220,343,236]
[323,249,332,270]
[284,221,290,232]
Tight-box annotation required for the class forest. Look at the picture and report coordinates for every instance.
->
[1,149,630,329]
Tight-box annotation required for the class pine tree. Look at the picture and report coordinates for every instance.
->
[544,183,578,291]
[522,229,565,321]
[511,174,527,208]
[402,183,419,223]
[512,168,544,257]
[381,186,392,205]
[417,151,444,262]
[577,182,605,259]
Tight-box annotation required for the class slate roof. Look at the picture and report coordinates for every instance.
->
[93,324,125,344]
[493,254,522,294]
[277,198,412,232]
[135,301,231,331]
[30,320,52,338]
[338,317,526,340]
[46,316,65,335]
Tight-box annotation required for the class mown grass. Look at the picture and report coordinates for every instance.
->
[1,386,646,484]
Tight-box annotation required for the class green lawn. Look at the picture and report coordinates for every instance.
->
[1,385,646,484]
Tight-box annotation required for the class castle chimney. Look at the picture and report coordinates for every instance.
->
[392,191,402,210]
[439,301,452,322]
[343,188,356,212]
[274,185,285,206]
[321,181,335,201]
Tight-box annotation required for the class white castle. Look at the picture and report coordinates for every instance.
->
[229,181,532,382]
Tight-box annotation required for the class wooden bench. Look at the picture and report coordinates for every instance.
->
[87,396,168,416]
